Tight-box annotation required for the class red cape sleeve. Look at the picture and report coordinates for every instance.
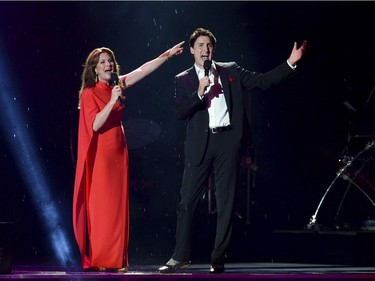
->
[72,88,99,267]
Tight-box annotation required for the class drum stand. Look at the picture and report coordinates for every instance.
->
[306,140,375,231]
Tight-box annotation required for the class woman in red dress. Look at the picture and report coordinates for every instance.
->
[73,41,184,272]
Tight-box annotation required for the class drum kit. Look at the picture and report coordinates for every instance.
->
[307,82,375,231]
[306,138,374,230]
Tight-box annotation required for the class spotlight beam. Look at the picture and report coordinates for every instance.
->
[0,47,73,266]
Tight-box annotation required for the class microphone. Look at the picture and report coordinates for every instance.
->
[110,71,119,86]
[204,59,212,77]
[110,72,123,105]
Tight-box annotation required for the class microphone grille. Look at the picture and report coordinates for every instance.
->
[110,72,119,85]
[203,60,212,70]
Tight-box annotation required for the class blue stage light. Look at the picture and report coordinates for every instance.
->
[0,44,73,266]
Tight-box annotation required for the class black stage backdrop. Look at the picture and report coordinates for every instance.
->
[0,1,374,266]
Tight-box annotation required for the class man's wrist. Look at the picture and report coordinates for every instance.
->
[287,59,297,69]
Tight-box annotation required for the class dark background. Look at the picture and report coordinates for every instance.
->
[0,1,374,267]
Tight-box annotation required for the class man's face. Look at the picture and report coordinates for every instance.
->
[190,35,214,69]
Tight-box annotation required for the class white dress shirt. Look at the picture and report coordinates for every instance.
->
[194,62,230,129]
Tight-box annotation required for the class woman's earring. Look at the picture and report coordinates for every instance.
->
[95,71,98,83]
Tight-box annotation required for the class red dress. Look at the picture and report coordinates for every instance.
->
[72,81,129,269]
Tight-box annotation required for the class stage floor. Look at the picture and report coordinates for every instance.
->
[1,263,375,280]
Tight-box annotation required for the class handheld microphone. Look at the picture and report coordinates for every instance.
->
[110,72,123,105]
[203,59,212,77]
[110,72,119,86]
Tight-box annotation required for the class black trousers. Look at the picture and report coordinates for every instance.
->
[172,129,240,265]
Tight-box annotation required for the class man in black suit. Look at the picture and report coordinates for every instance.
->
[158,27,307,274]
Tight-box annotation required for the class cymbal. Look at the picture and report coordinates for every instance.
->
[123,119,161,150]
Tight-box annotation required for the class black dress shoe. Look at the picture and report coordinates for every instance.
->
[157,259,191,273]
[209,264,225,274]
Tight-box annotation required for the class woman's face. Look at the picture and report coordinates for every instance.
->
[95,52,115,83]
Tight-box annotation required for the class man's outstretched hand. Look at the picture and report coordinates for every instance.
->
[288,40,307,66]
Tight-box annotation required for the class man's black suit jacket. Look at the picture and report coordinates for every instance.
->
[174,61,296,167]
